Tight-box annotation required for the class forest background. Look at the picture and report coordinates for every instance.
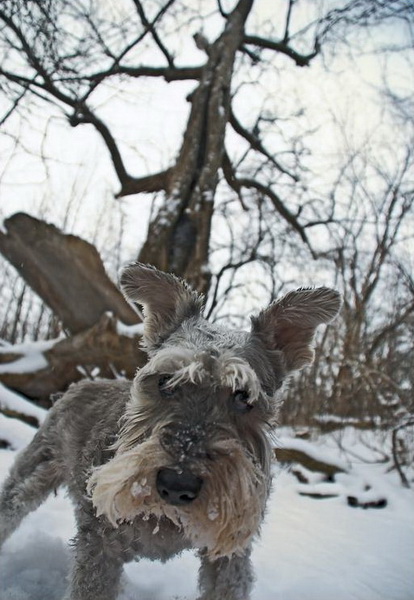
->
[0,0,413,486]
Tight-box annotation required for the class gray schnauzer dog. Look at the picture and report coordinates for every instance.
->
[0,263,341,600]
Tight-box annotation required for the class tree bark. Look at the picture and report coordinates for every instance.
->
[274,447,347,476]
[0,213,140,335]
[138,0,254,294]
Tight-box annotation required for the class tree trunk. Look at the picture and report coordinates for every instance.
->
[138,0,254,294]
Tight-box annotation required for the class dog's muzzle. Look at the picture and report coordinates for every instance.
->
[156,468,203,506]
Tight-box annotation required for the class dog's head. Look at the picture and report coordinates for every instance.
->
[87,263,341,558]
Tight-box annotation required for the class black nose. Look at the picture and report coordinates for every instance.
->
[156,468,203,506]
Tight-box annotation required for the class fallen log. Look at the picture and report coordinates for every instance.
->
[0,313,146,405]
[0,212,139,334]
[274,443,347,477]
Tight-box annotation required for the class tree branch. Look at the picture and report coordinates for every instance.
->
[283,0,296,43]
[243,34,319,66]
[115,169,172,198]
[132,0,176,67]
[217,0,230,18]
[68,106,132,185]
[79,0,179,102]
[368,301,414,356]
[81,65,203,85]
[229,108,298,181]
[222,152,316,256]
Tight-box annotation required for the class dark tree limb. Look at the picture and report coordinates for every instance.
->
[283,0,295,43]
[69,103,173,197]
[0,86,29,127]
[275,446,347,476]
[78,0,180,102]
[68,106,133,187]
[0,66,141,197]
[0,213,139,335]
[222,149,248,209]
[391,419,414,489]
[229,108,298,181]
[368,301,414,357]
[0,3,188,197]
[222,152,316,256]
[80,65,203,85]
[243,34,320,67]
[115,169,173,198]
[131,0,175,68]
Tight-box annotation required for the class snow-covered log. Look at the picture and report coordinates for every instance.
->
[0,314,146,404]
[275,437,348,476]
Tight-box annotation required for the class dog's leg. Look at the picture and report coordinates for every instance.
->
[65,512,124,600]
[0,428,62,549]
[197,548,254,600]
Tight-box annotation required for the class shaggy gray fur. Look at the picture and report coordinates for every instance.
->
[0,263,341,600]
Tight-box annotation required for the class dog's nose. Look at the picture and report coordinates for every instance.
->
[156,468,203,506]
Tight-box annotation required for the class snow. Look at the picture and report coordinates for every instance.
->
[0,339,59,374]
[0,383,47,425]
[0,412,413,600]
[116,321,145,338]
[0,414,37,451]
[255,471,414,600]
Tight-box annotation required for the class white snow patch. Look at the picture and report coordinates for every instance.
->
[116,321,144,338]
[131,479,151,499]
[0,338,60,374]
[0,533,70,600]
[0,353,48,375]
[0,414,37,450]
[0,383,47,424]
[254,467,414,600]
[0,424,413,599]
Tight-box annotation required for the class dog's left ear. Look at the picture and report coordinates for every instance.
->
[120,263,203,349]
[251,287,341,372]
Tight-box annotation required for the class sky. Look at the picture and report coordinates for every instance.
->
[0,0,412,316]
[1,1,411,233]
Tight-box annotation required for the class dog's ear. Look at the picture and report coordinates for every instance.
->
[251,287,341,372]
[119,263,203,349]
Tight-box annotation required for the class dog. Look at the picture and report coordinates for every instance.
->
[0,263,341,599]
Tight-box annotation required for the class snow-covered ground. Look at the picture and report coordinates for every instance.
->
[0,388,413,600]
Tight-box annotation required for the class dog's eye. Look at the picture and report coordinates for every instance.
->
[232,390,253,413]
[158,375,175,397]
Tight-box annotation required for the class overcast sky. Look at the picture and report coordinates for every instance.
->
[0,0,412,268]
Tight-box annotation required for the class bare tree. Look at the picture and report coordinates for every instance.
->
[280,129,414,428]
[0,0,412,406]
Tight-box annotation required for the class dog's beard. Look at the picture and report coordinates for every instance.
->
[86,436,267,559]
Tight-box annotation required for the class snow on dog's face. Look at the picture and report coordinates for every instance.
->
[87,263,341,558]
